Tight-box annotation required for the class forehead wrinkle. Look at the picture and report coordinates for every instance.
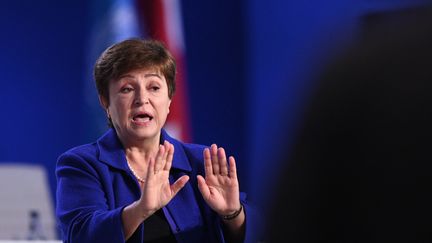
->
[116,74,136,82]
[144,73,162,79]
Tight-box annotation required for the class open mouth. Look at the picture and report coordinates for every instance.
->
[132,113,153,123]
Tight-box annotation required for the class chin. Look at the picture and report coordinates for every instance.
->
[132,128,160,140]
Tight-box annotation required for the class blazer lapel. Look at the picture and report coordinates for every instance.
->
[96,128,130,172]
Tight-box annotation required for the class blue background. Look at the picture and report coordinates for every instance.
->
[0,0,430,211]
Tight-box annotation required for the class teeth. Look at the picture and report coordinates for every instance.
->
[134,116,150,122]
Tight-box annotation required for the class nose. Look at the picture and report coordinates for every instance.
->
[134,97,149,105]
[134,89,149,105]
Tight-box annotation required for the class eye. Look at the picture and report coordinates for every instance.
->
[150,86,160,92]
[120,87,134,93]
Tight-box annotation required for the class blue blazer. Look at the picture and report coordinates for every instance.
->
[56,129,259,242]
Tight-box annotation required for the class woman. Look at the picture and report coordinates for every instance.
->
[56,39,258,242]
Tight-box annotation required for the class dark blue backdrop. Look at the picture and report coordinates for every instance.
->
[0,0,429,213]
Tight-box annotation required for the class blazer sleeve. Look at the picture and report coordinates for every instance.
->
[212,192,263,243]
[240,192,263,243]
[56,152,126,243]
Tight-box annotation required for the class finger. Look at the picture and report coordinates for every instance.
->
[164,142,174,171]
[228,156,237,179]
[170,175,189,196]
[210,144,220,175]
[161,141,170,169]
[154,144,165,173]
[197,175,211,200]
[147,156,156,177]
[203,148,213,175]
[218,147,228,176]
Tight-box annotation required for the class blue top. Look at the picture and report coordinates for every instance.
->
[56,128,260,242]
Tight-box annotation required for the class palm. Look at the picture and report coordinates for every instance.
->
[203,174,239,212]
[141,170,173,210]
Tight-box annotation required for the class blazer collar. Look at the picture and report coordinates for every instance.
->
[96,129,128,171]
[97,128,192,172]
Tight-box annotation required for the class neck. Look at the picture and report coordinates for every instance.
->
[125,144,158,163]
[119,132,162,167]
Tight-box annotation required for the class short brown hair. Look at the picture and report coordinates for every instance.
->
[94,38,176,105]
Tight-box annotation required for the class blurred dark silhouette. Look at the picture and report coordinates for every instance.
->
[268,6,432,242]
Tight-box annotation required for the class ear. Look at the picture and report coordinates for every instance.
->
[99,95,109,115]
[167,99,172,114]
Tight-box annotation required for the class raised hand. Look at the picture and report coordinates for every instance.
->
[137,141,189,218]
[197,144,241,216]
[122,141,189,240]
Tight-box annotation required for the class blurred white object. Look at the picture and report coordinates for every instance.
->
[0,163,57,240]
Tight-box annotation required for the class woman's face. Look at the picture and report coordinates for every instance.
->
[103,68,171,147]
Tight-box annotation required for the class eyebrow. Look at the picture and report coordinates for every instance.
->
[118,73,162,80]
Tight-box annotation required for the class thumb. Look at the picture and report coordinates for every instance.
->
[170,175,189,196]
[197,175,211,200]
